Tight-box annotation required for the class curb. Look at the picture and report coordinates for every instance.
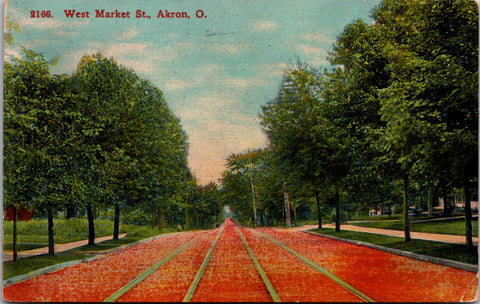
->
[303,231,479,273]
[3,230,186,287]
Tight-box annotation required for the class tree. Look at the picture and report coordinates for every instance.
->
[222,150,263,226]
[72,53,192,242]
[262,65,321,228]
[4,49,73,255]
[372,0,478,245]
[261,64,355,231]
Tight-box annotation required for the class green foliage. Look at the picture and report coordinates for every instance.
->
[3,253,95,280]
[4,50,73,211]
[121,209,154,226]
[220,149,289,226]
[3,219,115,244]
[4,18,20,47]
[2,222,177,280]
[254,0,478,239]
[120,224,175,239]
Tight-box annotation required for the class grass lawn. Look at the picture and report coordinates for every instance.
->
[3,218,116,244]
[3,243,47,251]
[3,253,95,280]
[3,219,179,280]
[350,218,478,237]
[311,228,478,265]
[350,214,404,221]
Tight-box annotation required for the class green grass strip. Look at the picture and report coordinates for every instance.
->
[182,226,225,302]
[237,227,282,302]
[103,234,204,302]
[254,230,375,303]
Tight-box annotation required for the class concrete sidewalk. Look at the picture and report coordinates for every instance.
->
[3,234,127,262]
[321,223,478,245]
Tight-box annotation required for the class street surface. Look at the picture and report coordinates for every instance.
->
[3,219,478,302]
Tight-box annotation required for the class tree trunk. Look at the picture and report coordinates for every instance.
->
[315,189,322,229]
[253,183,261,227]
[66,204,76,219]
[427,189,433,216]
[464,181,474,250]
[292,204,297,227]
[335,189,341,232]
[403,176,411,241]
[48,206,55,255]
[184,207,189,230]
[284,189,292,227]
[113,203,120,240]
[12,205,18,261]
[160,209,165,232]
[87,203,95,246]
[442,188,451,217]
[251,177,258,227]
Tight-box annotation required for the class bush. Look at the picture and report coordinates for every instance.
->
[121,224,175,238]
[4,218,114,244]
[122,209,154,226]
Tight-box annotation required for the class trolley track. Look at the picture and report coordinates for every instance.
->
[4,219,477,302]
[103,230,212,302]
[107,219,374,302]
[239,226,374,302]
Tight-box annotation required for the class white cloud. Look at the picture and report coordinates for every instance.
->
[251,20,278,32]
[4,48,21,62]
[164,79,200,91]
[71,42,180,74]
[296,44,325,56]
[162,64,225,92]
[224,77,263,88]
[255,62,288,80]
[293,44,329,66]
[299,33,336,45]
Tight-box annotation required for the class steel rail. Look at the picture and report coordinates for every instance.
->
[236,226,282,302]
[253,229,375,303]
[103,233,206,302]
[182,225,225,302]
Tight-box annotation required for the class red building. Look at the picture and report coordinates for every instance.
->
[5,203,34,221]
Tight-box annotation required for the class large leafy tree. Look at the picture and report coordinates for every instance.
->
[4,49,74,256]
[261,64,354,230]
[373,0,478,246]
[71,54,138,245]
[325,0,478,245]
[221,149,264,226]
[72,54,192,242]
[325,18,392,233]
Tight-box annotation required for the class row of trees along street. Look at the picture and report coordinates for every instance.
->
[220,0,478,250]
[3,0,478,261]
[4,49,222,261]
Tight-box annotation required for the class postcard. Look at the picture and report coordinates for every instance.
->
[3,0,478,302]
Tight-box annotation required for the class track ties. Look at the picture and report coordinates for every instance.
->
[103,233,205,302]
[254,230,375,303]
[237,226,282,302]
[182,225,225,302]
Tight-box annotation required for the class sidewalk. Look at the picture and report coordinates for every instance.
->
[3,234,127,262]
[321,223,478,245]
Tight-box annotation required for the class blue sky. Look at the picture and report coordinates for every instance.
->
[5,0,381,184]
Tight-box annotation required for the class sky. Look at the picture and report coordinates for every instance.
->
[5,0,381,185]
